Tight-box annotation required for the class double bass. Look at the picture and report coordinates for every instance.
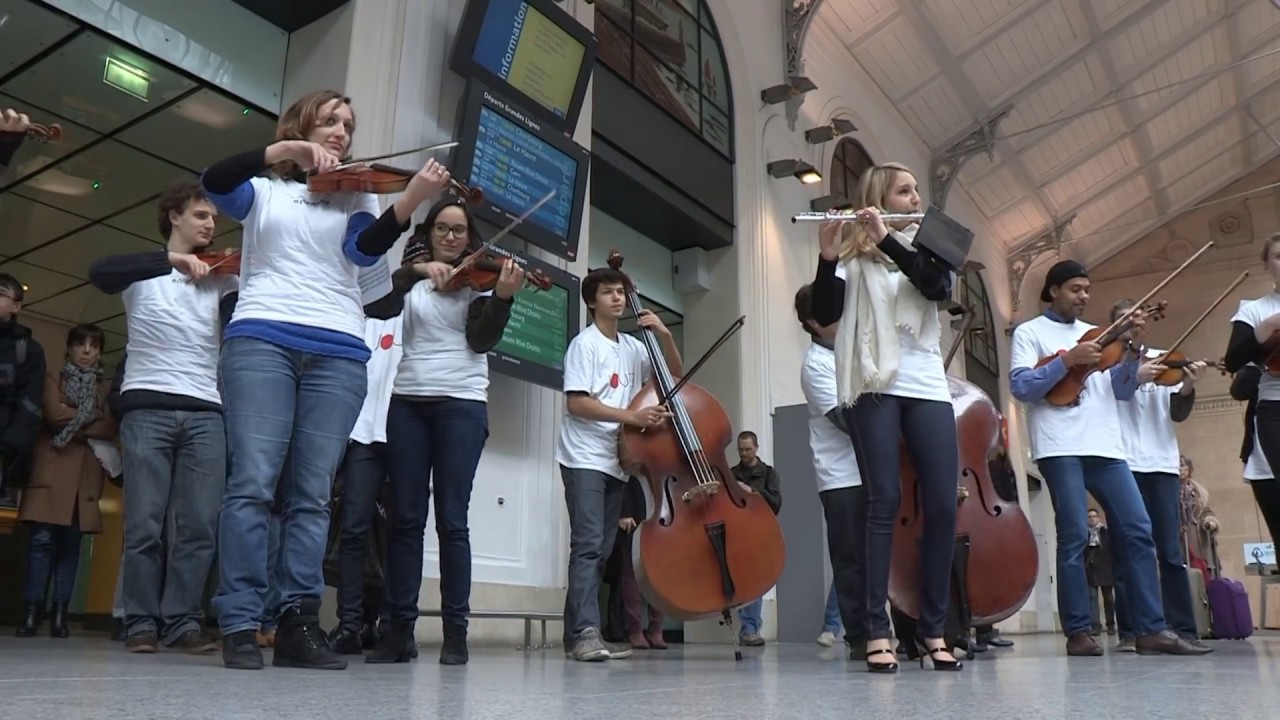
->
[612,252,785,650]
[888,305,1039,628]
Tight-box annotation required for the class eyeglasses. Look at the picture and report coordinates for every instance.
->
[432,223,469,238]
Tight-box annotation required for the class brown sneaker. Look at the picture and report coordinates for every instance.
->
[126,632,159,654]
[1135,630,1213,656]
[1065,631,1102,656]
[167,629,218,654]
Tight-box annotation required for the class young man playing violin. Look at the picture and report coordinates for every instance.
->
[1009,260,1207,656]
[87,181,239,655]
[1108,298,1212,651]
[556,266,680,662]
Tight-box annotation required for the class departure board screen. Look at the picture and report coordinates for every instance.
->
[483,244,581,390]
[453,83,590,261]
[472,105,575,239]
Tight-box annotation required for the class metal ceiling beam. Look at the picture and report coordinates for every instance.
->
[782,0,825,130]
[1007,214,1075,313]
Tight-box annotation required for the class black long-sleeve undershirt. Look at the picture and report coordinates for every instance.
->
[1225,321,1265,373]
[1169,390,1195,423]
[1233,364,1263,463]
[810,235,952,328]
[89,251,174,294]
[200,145,409,260]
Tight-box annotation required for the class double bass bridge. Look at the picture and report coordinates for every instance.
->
[681,481,721,503]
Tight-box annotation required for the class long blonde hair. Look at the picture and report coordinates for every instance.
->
[839,162,916,262]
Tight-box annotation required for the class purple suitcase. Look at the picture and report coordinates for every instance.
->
[1207,545,1253,640]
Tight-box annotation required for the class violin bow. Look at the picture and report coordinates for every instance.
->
[433,189,558,289]
[1158,269,1249,359]
[1098,241,1214,339]
[331,140,460,171]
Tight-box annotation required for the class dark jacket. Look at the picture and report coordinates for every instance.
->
[1085,524,1114,588]
[0,319,46,490]
[731,460,782,515]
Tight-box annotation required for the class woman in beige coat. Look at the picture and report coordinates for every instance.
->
[16,324,117,638]
[1179,455,1220,570]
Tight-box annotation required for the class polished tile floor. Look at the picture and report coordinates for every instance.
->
[0,632,1276,719]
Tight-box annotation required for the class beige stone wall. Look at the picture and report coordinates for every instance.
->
[1081,157,1280,628]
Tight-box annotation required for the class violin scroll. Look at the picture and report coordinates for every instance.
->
[449,179,484,206]
[27,122,62,144]
[607,250,625,271]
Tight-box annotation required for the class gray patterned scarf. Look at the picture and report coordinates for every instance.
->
[52,361,101,449]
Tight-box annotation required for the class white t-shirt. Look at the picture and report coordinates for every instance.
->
[1231,293,1280,401]
[1010,314,1126,460]
[1116,347,1183,475]
[555,323,653,481]
[121,269,238,405]
[1245,415,1273,482]
[350,315,402,445]
[393,281,492,402]
[800,342,861,492]
[836,262,951,403]
[229,177,382,340]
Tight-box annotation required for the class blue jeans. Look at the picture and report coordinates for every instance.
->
[1037,456,1166,637]
[23,522,82,603]
[739,598,763,636]
[822,583,842,634]
[120,409,226,644]
[385,398,488,628]
[1131,472,1197,638]
[212,337,366,635]
[560,466,625,645]
[260,509,283,632]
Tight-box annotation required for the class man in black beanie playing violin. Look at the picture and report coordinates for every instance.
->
[1008,260,1207,657]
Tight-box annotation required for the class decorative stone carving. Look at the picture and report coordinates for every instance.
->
[1007,215,1075,313]
[1210,210,1252,248]
[783,0,825,130]
[930,108,1011,211]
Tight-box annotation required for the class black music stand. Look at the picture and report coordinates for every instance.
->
[912,206,974,272]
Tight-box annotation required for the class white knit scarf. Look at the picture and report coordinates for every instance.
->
[834,224,941,406]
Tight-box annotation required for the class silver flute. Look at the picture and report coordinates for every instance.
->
[791,211,925,224]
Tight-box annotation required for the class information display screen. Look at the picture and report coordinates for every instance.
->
[452,82,590,261]
[451,0,597,132]
[473,0,584,120]
[482,244,582,390]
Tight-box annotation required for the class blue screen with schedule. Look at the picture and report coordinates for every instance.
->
[469,105,577,239]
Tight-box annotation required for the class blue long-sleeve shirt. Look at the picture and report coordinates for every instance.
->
[1010,309,1140,403]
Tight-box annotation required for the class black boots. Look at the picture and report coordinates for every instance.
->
[366,620,415,664]
[49,602,69,638]
[274,600,347,670]
[14,602,40,638]
[440,624,468,666]
[222,630,265,670]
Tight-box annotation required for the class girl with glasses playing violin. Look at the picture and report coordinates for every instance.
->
[199,89,453,672]
[363,197,524,665]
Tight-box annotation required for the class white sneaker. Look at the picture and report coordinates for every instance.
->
[817,631,836,647]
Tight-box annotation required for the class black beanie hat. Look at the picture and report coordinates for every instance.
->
[1040,260,1088,303]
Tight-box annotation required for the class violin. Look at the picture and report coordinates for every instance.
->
[1038,241,1213,406]
[442,247,551,294]
[1151,354,1227,386]
[611,251,784,653]
[1036,301,1167,406]
[24,121,62,144]
[306,162,484,202]
[194,248,240,276]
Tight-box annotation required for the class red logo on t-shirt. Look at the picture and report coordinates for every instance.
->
[610,373,619,389]
[379,334,394,350]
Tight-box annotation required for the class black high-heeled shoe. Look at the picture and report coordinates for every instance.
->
[917,639,962,671]
[865,647,899,674]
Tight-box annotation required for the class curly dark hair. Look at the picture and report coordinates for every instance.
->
[156,181,212,240]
